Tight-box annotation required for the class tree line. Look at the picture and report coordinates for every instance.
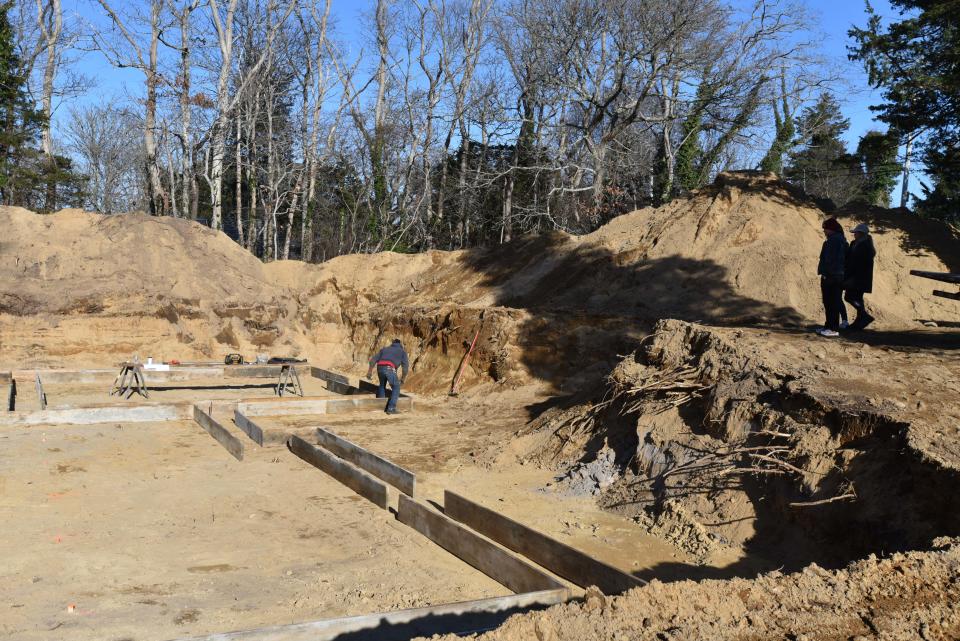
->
[1,0,950,263]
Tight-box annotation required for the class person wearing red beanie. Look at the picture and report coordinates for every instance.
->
[816,218,848,337]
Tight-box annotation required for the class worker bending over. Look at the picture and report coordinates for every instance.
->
[367,339,409,414]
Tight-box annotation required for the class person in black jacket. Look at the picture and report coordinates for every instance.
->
[817,217,848,337]
[843,223,876,331]
[366,339,409,414]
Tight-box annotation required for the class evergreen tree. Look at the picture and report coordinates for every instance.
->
[856,130,901,207]
[850,0,960,221]
[785,93,864,207]
[0,1,45,207]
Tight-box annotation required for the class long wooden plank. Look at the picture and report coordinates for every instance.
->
[309,366,349,385]
[224,365,290,378]
[192,405,244,461]
[397,494,564,594]
[0,403,193,426]
[933,289,960,301]
[287,435,389,509]
[167,588,569,641]
[911,269,960,285]
[325,396,413,414]
[18,367,226,384]
[233,409,264,446]
[445,491,644,595]
[6,380,14,411]
[239,396,413,417]
[315,428,415,496]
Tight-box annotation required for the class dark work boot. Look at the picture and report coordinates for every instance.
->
[850,313,875,331]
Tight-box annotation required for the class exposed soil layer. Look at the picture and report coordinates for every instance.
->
[523,320,960,572]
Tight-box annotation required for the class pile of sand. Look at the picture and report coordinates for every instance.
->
[1,172,957,373]
[427,538,960,641]
[366,171,957,327]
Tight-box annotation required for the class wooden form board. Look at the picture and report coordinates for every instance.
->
[192,405,244,461]
[310,366,412,398]
[315,428,416,496]
[287,435,389,509]
[445,491,644,595]
[238,395,412,417]
[397,494,565,594]
[169,588,568,641]
[233,410,264,446]
[224,365,294,379]
[15,367,224,384]
[309,367,356,395]
[911,269,960,285]
[0,403,193,427]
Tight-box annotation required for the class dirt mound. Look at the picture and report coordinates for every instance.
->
[0,206,305,367]
[311,171,957,327]
[1,172,957,381]
[0,206,280,314]
[427,538,960,641]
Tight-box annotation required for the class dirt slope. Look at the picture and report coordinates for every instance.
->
[427,538,960,641]
[1,172,957,379]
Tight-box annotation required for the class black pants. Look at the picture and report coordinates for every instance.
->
[820,277,844,331]
[844,288,869,325]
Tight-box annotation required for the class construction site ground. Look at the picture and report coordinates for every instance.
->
[0,416,509,641]
[3,174,960,640]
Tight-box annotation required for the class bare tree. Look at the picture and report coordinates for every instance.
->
[65,105,146,213]
[92,0,169,215]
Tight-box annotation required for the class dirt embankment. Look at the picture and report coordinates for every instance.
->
[521,319,960,570]
[2,172,957,389]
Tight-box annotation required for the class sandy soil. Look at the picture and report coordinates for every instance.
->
[428,538,960,641]
[0,419,507,641]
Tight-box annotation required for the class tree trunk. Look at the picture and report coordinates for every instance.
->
[144,0,165,215]
[501,173,513,243]
[38,0,62,212]
[235,114,244,244]
[178,2,195,220]
[900,133,914,210]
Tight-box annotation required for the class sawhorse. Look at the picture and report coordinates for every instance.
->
[276,364,303,397]
[110,362,150,399]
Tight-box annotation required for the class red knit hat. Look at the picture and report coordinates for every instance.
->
[822,217,842,233]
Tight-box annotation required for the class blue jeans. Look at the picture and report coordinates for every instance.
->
[377,366,401,411]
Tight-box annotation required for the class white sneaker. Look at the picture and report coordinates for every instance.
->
[817,328,840,337]
[839,320,849,329]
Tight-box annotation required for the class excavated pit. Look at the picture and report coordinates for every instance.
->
[524,319,960,577]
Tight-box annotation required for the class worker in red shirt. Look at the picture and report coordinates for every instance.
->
[366,339,409,414]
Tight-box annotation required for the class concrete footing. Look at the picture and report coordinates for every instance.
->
[169,588,569,641]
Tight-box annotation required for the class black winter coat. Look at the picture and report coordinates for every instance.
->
[817,233,848,283]
[845,235,876,293]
